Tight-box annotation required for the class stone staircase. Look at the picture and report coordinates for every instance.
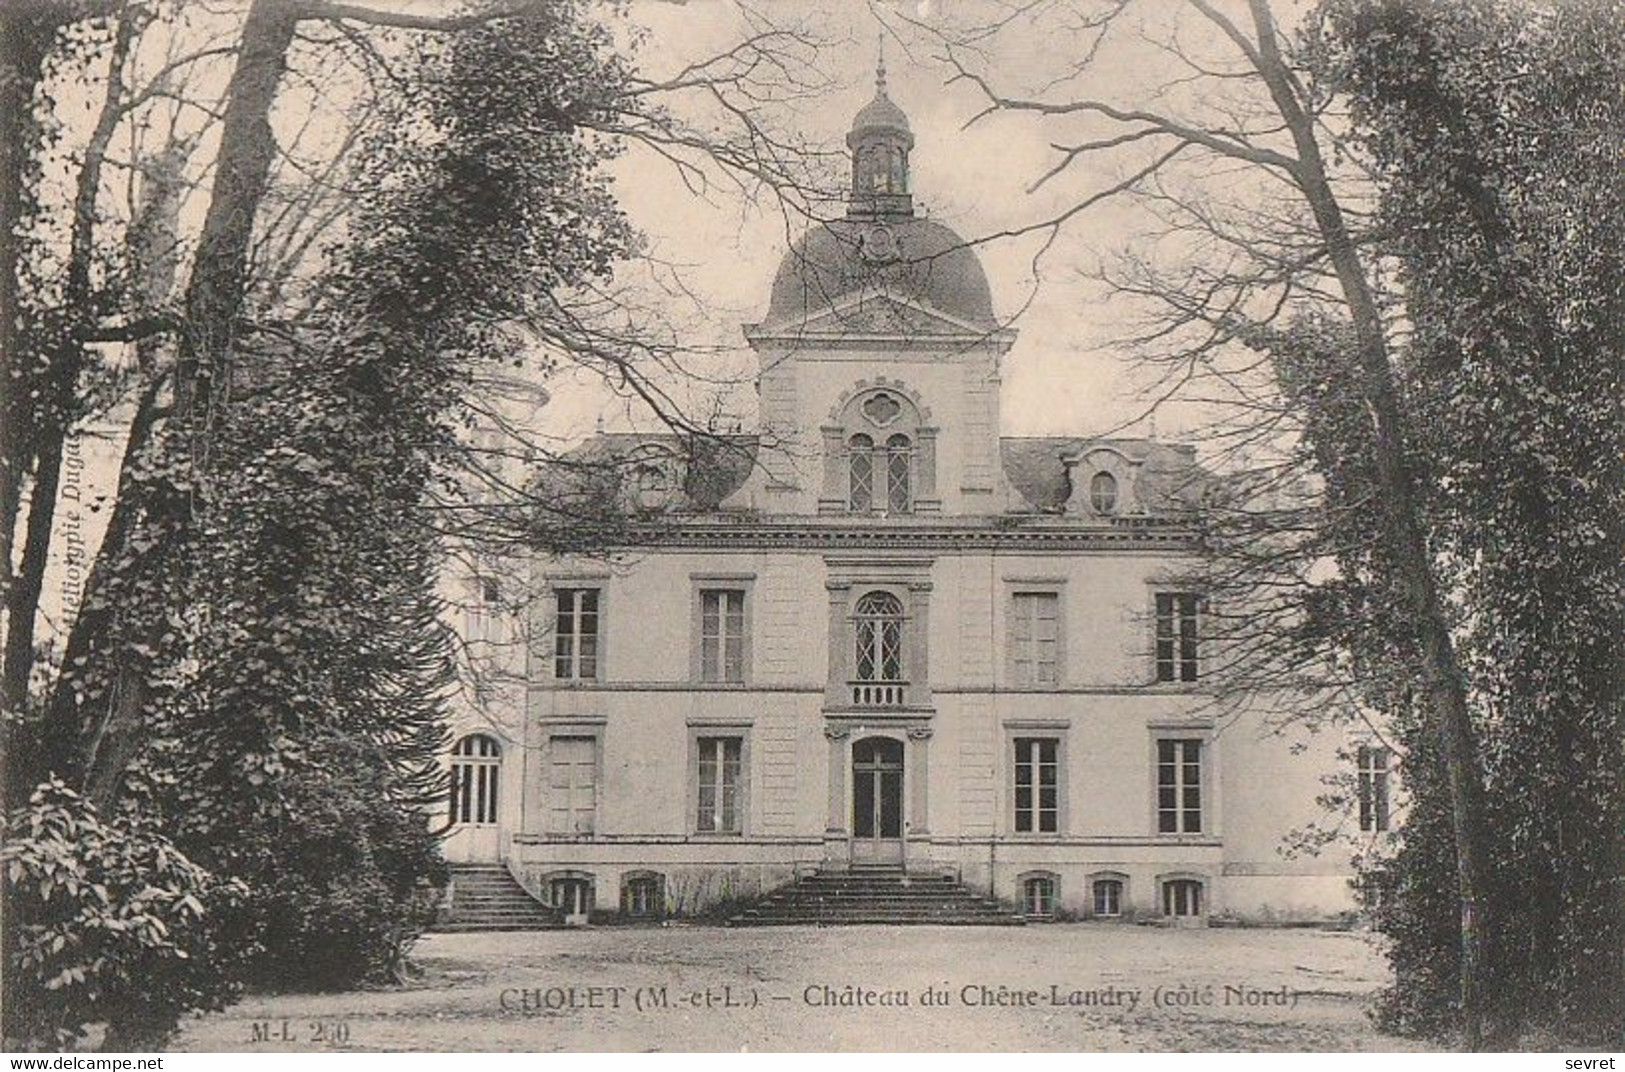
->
[728,866,1025,926]
[437,864,563,932]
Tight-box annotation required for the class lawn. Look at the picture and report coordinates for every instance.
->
[172,923,1432,1052]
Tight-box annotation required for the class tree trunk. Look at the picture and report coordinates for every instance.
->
[0,5,61,792]
[1246,0,1496,1047]
[1,5,134,779]
[0,3,57,618]
[53,0,302,812]
[173,0,300,452]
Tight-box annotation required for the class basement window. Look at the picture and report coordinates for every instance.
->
[621,872,665,919]
[1020,872,1058,919]
[1162,878,1204,918]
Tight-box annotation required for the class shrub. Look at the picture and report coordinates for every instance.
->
[230,745,446,991]
[1,780,248,1051]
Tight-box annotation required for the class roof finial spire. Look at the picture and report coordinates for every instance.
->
[876,33,888,96]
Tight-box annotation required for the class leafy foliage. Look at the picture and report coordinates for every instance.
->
[1309,0,1625,1044]
[154,2,636,992]
[4,0,646,1033]
[218,741,447,991]
[0,780,248,1051]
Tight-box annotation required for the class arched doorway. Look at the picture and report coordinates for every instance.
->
[445,733,502,863]
[851,736,904,865]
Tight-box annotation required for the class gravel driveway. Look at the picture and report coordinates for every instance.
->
[173,923,1432,1052]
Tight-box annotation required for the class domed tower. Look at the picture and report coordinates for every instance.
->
[847,52,914,219]
[742,56,1017,518]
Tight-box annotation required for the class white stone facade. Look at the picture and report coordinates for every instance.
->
[440,74,1372,925]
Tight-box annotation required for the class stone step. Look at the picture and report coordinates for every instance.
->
[436,866,560,932]
[729,868,1024,928]
[742,910,1016,922]
[764,887,990,897]
[730,915,1025,927]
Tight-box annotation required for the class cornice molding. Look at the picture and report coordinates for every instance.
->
[746,333,1014,353]
[609,520,1199,553]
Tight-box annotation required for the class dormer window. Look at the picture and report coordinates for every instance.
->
[826,383,936,516]
[632,464,669,512]
[847,433,911,515]
[1090,471,1119,515]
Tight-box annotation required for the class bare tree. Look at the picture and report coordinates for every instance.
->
[885,0,1495,1045]
[2,0,841,809]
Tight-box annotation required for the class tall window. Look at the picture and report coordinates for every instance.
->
[700,589,746,683]
[1011,592,1060,686]
[1090,471,1119,514]
[1357,745,1391,832]
[448,734,500,825]
[848,434,874,511]
[696,736,743,833]
[854,592,904,682]
[1155,592,1201,682]
[547,736,597,835]
[465,576,500,644]
[1014,737,1060,833]
[1157,738,1203,834]
[554,588,600,680]
[832,387,931,516]
[885,434,911,513]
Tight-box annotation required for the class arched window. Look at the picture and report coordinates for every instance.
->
[548,873,593,920]
[632,464,668,511]
[621,872,665,919]
[1162,878,1204,918]
[449,734,500,826]
[1021,873,1057,919]
[1090,471,1119,515]
[830,386,933,515]
[848,434,874,511]
[1092,877,1124,918]
[854,591,904,683]
[885,434,911,514]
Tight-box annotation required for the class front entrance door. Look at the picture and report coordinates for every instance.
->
[851,736,904,864]
[445,734,502,863]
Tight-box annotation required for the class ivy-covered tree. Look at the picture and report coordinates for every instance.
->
[163,3,637,988]
[883,0,1621,1046]
[1313,0,1625,1044]
[4,0,833,1044]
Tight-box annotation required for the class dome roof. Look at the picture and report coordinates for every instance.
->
[847,91,912,147]
[765,215,996,329]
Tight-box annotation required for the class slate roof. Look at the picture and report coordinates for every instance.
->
[999,437,1211,515]
[551,432,759,512]
[548,432,1208,519]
